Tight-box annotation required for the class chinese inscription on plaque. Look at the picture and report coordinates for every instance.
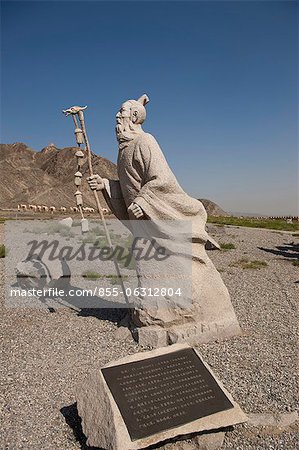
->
[101,348,233,440]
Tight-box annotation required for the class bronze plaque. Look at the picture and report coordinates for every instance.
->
[101,348,233,441]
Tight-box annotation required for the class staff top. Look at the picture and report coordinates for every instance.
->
[62,105,87,116]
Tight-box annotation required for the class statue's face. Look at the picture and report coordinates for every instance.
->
[115,100,145,145]
[115,101,135,142]
[116,102,131,125]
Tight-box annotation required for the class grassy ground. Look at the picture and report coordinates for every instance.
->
[2,215,299,232]
[82,271,129,284]
[207,216,299,232]
[220,242,236,250]
[229,257,268,270]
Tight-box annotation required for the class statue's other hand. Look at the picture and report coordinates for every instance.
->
[87,174,105,191]
[128,202,144,219]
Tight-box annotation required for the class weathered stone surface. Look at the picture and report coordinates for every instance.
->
[194,431,225,450]
[76,344,247,450]
[137,325,168,348]
[168,320,241,346]
[167,431,225,449]
[247,412,298,428]
[114,326,132,341]
[277,412,298,427]
[136,320,241,348]
[87,94,241,346]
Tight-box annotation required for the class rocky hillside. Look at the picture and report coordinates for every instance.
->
[0,143,117,208]
[198,198,228,216]
[0,143,227,215]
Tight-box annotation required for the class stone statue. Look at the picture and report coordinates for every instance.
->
[88,95,241,345]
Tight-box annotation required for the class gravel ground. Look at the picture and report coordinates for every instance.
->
[0,223,298,449]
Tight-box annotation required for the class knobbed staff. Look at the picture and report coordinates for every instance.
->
[62,105,130,305]
[63,106,88,229]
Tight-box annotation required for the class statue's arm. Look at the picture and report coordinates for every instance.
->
[132,134,173,211]
[88,175,129,220]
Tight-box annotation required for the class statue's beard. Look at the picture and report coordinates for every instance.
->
[116,118,141,147]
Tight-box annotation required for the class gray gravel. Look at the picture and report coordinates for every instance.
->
[0,223,298,449]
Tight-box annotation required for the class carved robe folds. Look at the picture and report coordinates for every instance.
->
[103,132,241,344]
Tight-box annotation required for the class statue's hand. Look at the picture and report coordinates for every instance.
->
[87,174,105,191]
[128,202,144,219]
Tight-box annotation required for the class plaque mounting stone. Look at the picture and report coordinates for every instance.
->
[77,344,247,450]
[101,348,233,440]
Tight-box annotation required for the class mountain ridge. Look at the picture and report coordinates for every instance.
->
[0,142,227,216]
[0,142,117,208]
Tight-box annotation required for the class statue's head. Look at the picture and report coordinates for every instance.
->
[116,94,149,145]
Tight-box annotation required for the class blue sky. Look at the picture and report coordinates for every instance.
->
[1,0,298,215]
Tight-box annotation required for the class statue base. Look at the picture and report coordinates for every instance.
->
[136,320,241,348]
[131,251,242,348]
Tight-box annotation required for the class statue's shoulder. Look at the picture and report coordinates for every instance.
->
[136,132,158,146]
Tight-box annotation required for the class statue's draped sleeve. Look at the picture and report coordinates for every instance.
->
[102,179,129,221]
[133,134,207,223]
[102,133,217,249]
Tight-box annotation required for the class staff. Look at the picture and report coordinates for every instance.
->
[62,105,130,305]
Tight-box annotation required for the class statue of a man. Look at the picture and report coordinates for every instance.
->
[88,95,241,344]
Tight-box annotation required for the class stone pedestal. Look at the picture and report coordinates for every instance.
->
[77,344,247,450]
[137,319,241,348]
[134,252,241,348]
